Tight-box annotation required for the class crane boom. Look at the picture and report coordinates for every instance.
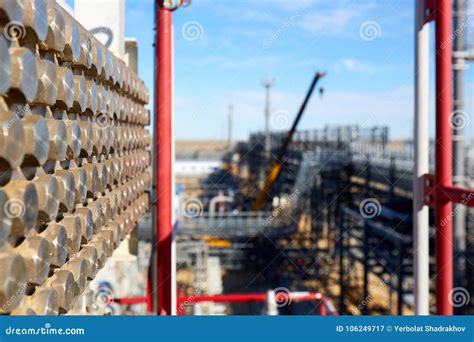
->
[252,71,326,211]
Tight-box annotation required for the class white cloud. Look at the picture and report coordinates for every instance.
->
[269,0,319,12]
[335,58,378,73]
[210,4,281,25]
[174,85,415,140]
[300,85,414,139]
[187,54,283,69]
[300,8,355,33]
[203,0,319,15]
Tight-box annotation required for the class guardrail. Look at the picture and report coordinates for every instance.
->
[177,211,296,238]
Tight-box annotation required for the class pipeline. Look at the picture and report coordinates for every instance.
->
[115,291,338,316]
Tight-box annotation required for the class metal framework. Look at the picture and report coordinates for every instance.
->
[338,207,411,315]
[414,0,474,315]
[237,118,474,314]
[174,0,474,317]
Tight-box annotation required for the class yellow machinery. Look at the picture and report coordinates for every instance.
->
[252,71,326,211]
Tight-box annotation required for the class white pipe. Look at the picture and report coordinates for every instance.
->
[264,290,279,316]
[413,0,430,315]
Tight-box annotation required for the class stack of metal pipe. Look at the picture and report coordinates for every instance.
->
[0,0,150,315]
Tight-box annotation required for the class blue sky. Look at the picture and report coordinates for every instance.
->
[68,0,474,141]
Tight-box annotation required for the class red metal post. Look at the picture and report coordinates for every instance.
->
[317,300,327,316]
[115,296,147,305]
[434,0,453,315]
[155,2,173,315]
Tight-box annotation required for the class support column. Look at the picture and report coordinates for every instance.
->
[435,0,453,315]
[155,2,173,315]
[413,0,430,315]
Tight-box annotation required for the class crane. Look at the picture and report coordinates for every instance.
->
[252,71,326,211]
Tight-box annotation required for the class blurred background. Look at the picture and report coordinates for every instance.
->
[1,0,473,316]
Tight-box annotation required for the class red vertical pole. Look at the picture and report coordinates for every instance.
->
[318,300,327,316]
[155,2,173,315]
[435,0,453,315]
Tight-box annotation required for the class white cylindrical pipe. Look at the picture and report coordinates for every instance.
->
[413,0,430,315]
[265,290,279,316]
